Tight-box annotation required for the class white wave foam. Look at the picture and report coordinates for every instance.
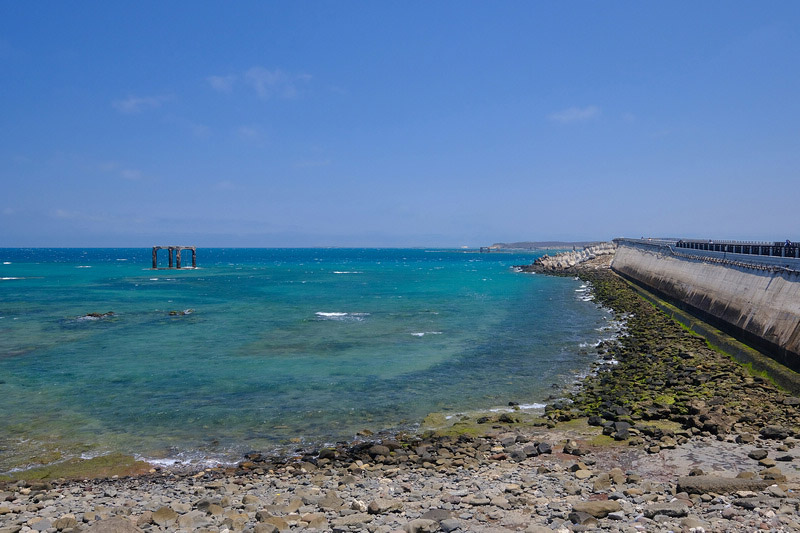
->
[410,331,443,337]
[1,277,23,280]
[76,265,91,269]
[488,403,547,413]
[333,271,362,274]
[315,312,370,321]
[137,453,239,469]
[2,262,11,265]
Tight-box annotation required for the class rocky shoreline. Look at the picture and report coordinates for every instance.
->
[2,266,799,532]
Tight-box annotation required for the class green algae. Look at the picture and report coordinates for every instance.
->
[8,453,152,481]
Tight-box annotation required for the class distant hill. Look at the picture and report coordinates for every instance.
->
[489,241,605,250]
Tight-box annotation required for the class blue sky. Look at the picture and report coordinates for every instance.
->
[2,2,799,247]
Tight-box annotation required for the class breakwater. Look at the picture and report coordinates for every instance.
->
[520,242,617,272]
[611,238,800,372]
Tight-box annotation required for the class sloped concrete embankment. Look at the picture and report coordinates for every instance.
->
[611,240,800,373]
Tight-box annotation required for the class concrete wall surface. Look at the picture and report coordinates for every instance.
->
[611,240,800,369]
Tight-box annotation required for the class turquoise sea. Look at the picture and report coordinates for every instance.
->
[0,248,614,473]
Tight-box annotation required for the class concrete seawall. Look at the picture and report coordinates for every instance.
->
[611,239,800,371]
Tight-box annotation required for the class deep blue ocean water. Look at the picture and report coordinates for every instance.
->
[0,248,614,472]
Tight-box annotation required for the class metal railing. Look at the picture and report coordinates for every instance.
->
[615,238,800,275]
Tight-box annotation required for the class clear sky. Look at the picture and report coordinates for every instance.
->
[2,2,799,247]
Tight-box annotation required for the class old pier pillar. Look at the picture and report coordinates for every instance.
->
[151,246,197,269]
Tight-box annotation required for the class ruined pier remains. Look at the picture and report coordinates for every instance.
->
[152,246,196,269]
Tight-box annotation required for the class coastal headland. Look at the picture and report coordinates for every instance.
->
[2,245,800,532]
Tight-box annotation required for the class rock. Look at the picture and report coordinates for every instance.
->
[643,502,689,518]
[261,516,289,531]
[537,442,552,454]
[676,475,771,494]
[85,517,144,533]
[319,448,336,460]
[403,518,439,533]
[151,506,178,527]
[748,449,769,460]
[369,444,391,457]
[331,513,373,527]
[177,510,209,529]
[53,514,78,530]
[736,433,756,444]
[568,511,598,526]
[368,498,403,514]
[759,457,776,467]
[318,490,344,510]
[498,412,520,423]
[587,415,603,426]
[734,497,783,510]
[680,517,711,530]
[506,446,527,461]
[440,518,461,532]
[242,494,261,505]
[522,444,540,457]
[571,500,622,518]
[759,467,787,482]
[421,509,452,522]
[760,426,792,439]
[28,519,51,532]
[574,469,592,480]
[254,524,279,533]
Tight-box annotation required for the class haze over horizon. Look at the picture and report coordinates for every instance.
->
[2,2,799,248]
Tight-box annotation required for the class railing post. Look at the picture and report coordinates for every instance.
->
[168,248,174,268]
[176,248,182,269]
[152,247,157,269]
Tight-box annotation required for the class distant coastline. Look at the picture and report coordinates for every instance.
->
[488,240,606,251]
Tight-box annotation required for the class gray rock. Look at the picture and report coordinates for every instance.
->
[151,506,178,527]
[369,444,391,457]
[748,449,769,460]
[643,502,689,518]
[760,426,792,439]
[331,513,373,527]
[404,518,439,533]
[368,498,404,514]
[568,511,598,526]
[85,517,144,533]
[440,518,461,532]
[421,509,452,522]
[318,490,344,510]
[571,500,621,518]
[676,475,771,494]
[29,519,51,532]
[734,496,783,510]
